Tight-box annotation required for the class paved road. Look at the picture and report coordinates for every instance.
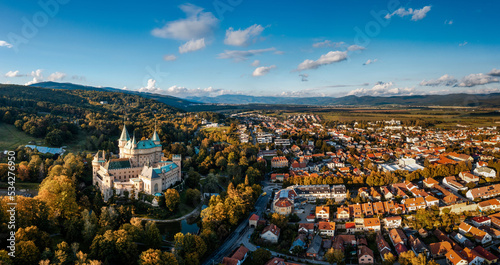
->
[202,182,272,265]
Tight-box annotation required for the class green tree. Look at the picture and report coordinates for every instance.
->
[164,189,180,212]
[185,189,201,207]
[145,222,162,249]
[325,248,344,265]
[252,248,271,265]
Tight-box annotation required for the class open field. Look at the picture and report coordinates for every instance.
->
[264,107,500,127]
[0,123,41,151]
[201,126,231,133]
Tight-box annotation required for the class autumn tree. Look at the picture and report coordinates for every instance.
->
[36,175,79,221]
[164,189,180,212]
[138,249,178,265]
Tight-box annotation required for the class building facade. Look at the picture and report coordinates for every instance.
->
[92,124,181,201]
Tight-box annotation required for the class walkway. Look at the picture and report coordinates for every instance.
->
[134,205,201,223]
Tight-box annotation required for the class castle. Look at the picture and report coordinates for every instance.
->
[92,123,181,201]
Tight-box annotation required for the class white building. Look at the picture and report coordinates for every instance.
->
[92,124,181,201]
[474,167,496,178]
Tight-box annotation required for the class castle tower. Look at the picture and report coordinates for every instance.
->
[152,121,160,145]
[92,151,106,184]
[172,154,181,168]
[118,123,130,149]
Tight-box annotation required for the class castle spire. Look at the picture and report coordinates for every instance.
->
[152,120,160,143]
[132,132,137,147]
[119,122,130,141]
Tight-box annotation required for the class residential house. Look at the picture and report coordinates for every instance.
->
[472,216,491,227]
[363,218,381,231]
[443,176,468,192]
[336,205,350,220]
[222,246,249,265]
[425,195,440,208]
[271,156,288,168]
[318,222,336,237]
[459,171,480,183]
[429,241,452,259]
[306,235,322,258]
[315,206,330,220]
[403,197,426,212]
[389,228,408,247]
[383,216,402,229]
[381,186,394,200]
[423,177,439,188]
[358,245,374,265]
[466,184,500,201]
[474,167,496,178]
[460,247,485,265]
[445,249,468,265]
[478,198,500,212]
[409,235,429,257]
[298,223,315,234]
[473,246,498,264]
[261,224,280,243]
[289,234,307,254]
[458,222,492,245]
[376,233,392,260]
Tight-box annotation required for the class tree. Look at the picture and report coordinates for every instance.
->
[164,189,180,212]
[36,175,78,220]
[383,252,397,265]
[270,213,288,229]
[15,240,40,265]
[0,250,12,265]
[90,230,137,265]
[138,249,178,265]
[252,248,271,265]
[325,248,344,265]
[145,222,162,249]
[185,189,201,207]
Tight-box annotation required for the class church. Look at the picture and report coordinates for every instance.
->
[92,123,181,201]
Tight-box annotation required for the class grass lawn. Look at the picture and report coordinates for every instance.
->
[0,123,41,151]
[201,126,231,133]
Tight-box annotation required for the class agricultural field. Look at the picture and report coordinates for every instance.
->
[0,123,40,151]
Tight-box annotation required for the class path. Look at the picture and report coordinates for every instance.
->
[134,205,201,223]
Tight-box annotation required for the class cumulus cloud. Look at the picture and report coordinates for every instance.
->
[47,72,66,81]
[5,70,22,77]
[457,73,499,87]
[0,40,13,48]
[299,74,309,82]
[179,38,206,53]
[385,6,431,21]
[163,54,177,61]
[347,82,415,97]
[224,24,265,46]
[312,40,345,48]
[419,74,458,86]
[252,65,276,77]
[251,60,260,67]
[296,51,348,71]
[488,69,500,76]
[363,59,378,65]
[25,69,44,85]
[138,78,237,97]
[151,4,218,40]
[217,47,278,62]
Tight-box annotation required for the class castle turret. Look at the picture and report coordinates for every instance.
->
[172,154,181,168]
[118,124,130,148]
[152,123,160,145]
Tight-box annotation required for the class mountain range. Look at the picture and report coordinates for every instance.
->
[29,82,500,108]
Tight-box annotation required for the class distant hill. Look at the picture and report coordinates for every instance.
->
[188,93,500,107]
[30,81,197,111]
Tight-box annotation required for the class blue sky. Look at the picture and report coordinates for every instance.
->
[1,0,499,98]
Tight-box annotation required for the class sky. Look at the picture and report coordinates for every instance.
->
[1,0,500,99]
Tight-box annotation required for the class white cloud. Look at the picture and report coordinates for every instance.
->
[217,47,277,62]
[163,54,177,61]
[0,40,13,48]
[459,41,468,47]
[457,73,499,87]
[299,74,309,82]
[363,59,378,65]
[347,45,365,51]
[312,40,345,48]
[251,60,260,67]
[385,6,431,21]
[252,65,276,77]
[296,51,348,71]
[138,78,237,97]
[47,72,66,81]
[347,82,415,96]
[224,24,265,46]
[25,69,44,85]
[151,4,218,40]
[419,74,458,86]
[444,19,453,25]
[5,70,22,77]
[488,69,500,76]
[179,38,206,53]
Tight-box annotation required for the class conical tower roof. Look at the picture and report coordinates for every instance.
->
[152,122,160,142]
[119,124,130,141]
